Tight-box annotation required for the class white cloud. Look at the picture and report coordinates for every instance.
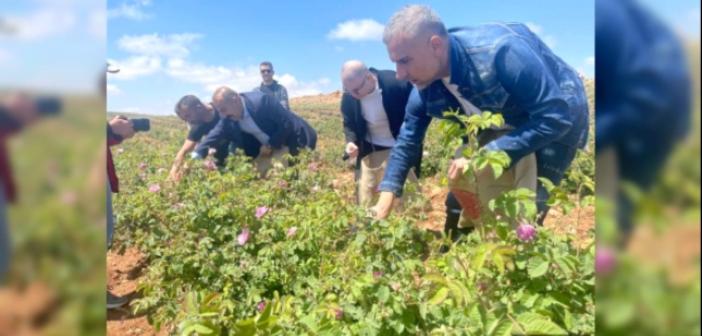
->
[107,83,122,95]
[107,56,162,80]
[4,9,76,41]
[585,56,595,66]
[327,19,384,41]
[109,31,333,98]
[167,58,246,88]
[118,33,202,58]
[681,7,701,38]
[165,59,332,98]
[0,49,12,63]
[88,9,106,40]
[525,22,557,49]
[108,0,152,21]
[277,74,333,97]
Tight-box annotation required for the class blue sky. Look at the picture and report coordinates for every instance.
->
[106,0,601,115]
[1,0,105,93]
[3,0,696,109]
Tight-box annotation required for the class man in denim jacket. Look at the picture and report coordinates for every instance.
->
[372,5,589,230]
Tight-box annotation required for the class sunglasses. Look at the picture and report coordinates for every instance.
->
[260,69,273,74]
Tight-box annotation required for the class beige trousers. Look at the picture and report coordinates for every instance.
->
[448,145,537,228]
[253,146,289,178]
[358,149,418,208]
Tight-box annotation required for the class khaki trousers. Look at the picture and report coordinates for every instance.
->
[254,146,289,178]
[448,145,537,228]
[358,149,418,208]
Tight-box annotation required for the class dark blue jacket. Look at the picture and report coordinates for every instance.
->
[197,91,316,159]
[596,0,690,186]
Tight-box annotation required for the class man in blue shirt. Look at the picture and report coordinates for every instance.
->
[372,5,589,233]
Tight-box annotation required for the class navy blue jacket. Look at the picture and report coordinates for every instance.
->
[197,91,316,159]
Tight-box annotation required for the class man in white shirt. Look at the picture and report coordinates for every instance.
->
[340,60,419,207]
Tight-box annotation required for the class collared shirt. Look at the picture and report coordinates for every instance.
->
[239,99,270,145]
[441,76,481,116]
[360,81,395,147]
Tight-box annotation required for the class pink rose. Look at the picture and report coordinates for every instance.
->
[516,222,536,242]
[255,206,270,219]
[237,228,250,246]
[596,246,617,275]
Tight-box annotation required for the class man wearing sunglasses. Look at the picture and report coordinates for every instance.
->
[340,60,420,208]
[256,61,290,110]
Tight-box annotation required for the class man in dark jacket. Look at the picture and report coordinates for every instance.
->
[255,61,290,110]
[340,60,420,207]
[197,86,316,178]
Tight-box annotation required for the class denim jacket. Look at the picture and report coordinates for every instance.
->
[379,23,589,196]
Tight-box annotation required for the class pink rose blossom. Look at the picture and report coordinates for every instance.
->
[203,159,217,171]
[148,184,161,193]
[596,246,617,275]
[334,308,344,320]
[516,222,536,242]
[255,206,270,219]
[308,162,320,172]
[237,228,250,246]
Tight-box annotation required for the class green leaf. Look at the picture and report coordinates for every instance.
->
[429,287,449,305]
[516,312,567,335]
[489,318,514,336]
[528,257,549,278]
[181,323,214,335]
[493,253,505,274]
[377,286,390,303]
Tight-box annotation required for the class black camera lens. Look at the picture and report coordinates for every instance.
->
[34,97,62,116]
[131,118,150,132]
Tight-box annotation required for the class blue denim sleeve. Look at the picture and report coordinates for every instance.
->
[484,38,575,165]
[378,88,432,197]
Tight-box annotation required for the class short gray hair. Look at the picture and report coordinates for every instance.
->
[383,5,447,44]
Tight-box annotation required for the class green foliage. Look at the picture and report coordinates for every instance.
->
[112,103,594,334]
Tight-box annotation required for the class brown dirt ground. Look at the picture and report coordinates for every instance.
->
[0,282,58,336]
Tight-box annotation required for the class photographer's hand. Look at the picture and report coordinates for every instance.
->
[109,116,135,140]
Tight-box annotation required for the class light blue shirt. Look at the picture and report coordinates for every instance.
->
[239,99,270,145]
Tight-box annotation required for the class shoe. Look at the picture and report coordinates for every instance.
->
[107,291,129,309]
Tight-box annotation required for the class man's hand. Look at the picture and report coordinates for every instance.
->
[448,158,470,180]
[448,157,495,182]
[369,191,396,219]
[2,93,39,125]
[109,116,136,140]
[345,142,359,159]
[259,144,273,157]
[167,168,182,182]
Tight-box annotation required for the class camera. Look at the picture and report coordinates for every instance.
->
[131,118,150,132]
[34,96,62,116]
